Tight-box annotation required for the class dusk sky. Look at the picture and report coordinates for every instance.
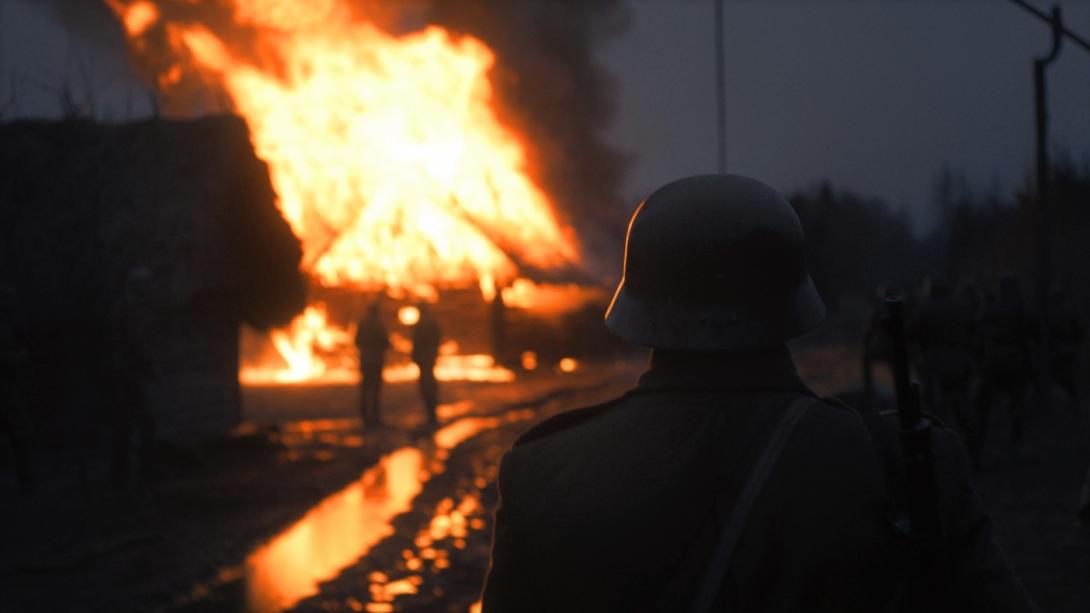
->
[3,0,1089,232]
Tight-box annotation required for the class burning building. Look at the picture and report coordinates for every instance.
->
[96,0,629,386]
[0,115,304,442]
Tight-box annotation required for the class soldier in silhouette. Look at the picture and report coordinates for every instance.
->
[491,286,509,367]
[412,302,441,426]
[481,175,1037,613]
[355,302,389,428]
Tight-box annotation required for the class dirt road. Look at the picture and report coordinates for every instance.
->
[3,347,1086,612]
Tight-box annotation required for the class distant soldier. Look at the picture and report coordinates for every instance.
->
[0,283,34,493]
[355,302,389,428]
[1047,289,1083,404]
[861,283,895,411]
[490,287,509,367]
[481,175,1038,612]
[975,276,1034,464]
[411,302,441,426]
[909,275,975,436]
[108,267,158,488]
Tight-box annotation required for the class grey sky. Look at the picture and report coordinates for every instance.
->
[601,1,1090,229]
[2,0,1089,232]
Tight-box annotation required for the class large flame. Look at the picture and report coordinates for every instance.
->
[110,0,579,384]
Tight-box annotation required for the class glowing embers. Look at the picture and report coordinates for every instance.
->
[277,418,364,449]
[520,350,539,371]
[383,352,516,385]
[364,572,422,611]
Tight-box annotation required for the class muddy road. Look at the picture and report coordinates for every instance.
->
[2,346,1087,612]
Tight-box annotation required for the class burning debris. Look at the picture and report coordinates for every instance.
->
[97,0,626,385]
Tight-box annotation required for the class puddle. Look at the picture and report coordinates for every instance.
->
[180,407,531,612]
[244,446,425,613]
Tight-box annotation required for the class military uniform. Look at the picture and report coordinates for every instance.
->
[356,306,389,427]
[412,305,441,425]
[482,350,1037,612]
[480,175,1038,613]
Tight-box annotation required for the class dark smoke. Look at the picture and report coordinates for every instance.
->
[422,1,633,279]
[30,0,633,279]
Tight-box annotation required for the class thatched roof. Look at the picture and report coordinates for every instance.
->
[0,115,304,329]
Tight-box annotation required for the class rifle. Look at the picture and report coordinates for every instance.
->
[884,294,939,538]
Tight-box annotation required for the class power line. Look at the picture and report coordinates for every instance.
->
[1009,0,1090,54]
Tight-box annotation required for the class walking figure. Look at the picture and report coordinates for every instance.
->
[412,302,441,426]
[355,302,389,428]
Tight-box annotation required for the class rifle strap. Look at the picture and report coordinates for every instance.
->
[686,395,816,613]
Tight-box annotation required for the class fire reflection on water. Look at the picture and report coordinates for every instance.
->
[240,409,531,613]
[244,446,424,613]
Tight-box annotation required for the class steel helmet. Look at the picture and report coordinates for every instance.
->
[604,174,825,350]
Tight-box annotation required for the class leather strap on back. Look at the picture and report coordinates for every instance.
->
[687,395,816,613]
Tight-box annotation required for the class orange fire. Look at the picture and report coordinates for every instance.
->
[109,0,579,384]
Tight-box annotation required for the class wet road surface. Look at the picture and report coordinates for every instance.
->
[167,364,639,613]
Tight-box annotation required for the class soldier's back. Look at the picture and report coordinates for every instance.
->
[484,354,900,612]
[484,355,1036,612]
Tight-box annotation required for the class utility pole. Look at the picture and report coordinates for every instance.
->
[714,0,727,174]
[1008,1,1090,295]
[1032,7,1062,378]
[1007,0,1090,410]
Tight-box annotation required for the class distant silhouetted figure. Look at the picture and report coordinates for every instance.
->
[490,288,509,366]
[109,267,158,488]
[909,275,975,436]
[355,303,389,428]
[412,303,441,426]
[975,276,1034,465]
[1047,289,1083,404]
[861,283,895,411]
[0,283,34,493]
[481,175,1038,613]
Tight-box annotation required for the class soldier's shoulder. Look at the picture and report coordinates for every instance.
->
[512,395,626,448]
[817,395,860,413]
